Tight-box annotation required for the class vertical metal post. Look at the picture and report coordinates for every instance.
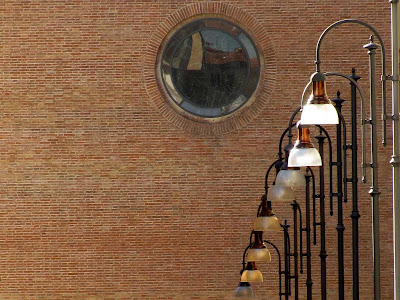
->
[283,221,290,300]
[391,1,400,299]
[315,131,327,300]
[291,201,299,300]
[305,170,313,300]
[364,36,381,300]
[349,68,361,300]
[333,93,345,300]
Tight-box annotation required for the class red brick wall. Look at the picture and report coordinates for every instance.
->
[0,1,395,299]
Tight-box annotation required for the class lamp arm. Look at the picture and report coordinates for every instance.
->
[324,72,368,183]
[296,202,304,274]
[337,110,348,203]
[257,203,262,218]
[307,167,317,245]
[265,159,281,193]
[282,223,292,296]
[287,107,302,147]
[315,125,334,216]
[315,19,387,146]
[279,123,297,158]
[241,244,252,271]
[265,240,283,300]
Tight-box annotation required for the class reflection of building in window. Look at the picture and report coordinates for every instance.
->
[161,18,260,118]
[171,30,249,109]
[187,32,203,70]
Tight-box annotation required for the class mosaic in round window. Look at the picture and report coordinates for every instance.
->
[160,18,261,118]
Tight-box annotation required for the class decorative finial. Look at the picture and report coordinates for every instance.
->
[370,35,374,43]
[352,67,356,75]
[337,91,341,98]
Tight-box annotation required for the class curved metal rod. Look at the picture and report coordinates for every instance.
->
[242,244,252,271]
[279,123,297,156]
[325,72,368,183]
[282,224,292,296]
[301,81,313,110]
[265,159,282,193]
[287,106,302,146]
[257,203,262,218]
[337,110,348,203]
[297,204,304,274]
[265,240,283,300]
[307,167,317,245]
[315,125,334,216]
[249,230,254,248]
[315,19,387,146]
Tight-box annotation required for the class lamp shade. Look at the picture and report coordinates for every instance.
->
[241,262,263,283]
[275,169,306,187]
[234,282,255,298]
[254,198,281,231]
[288,148,322,167]
[300,72,338,125]
[247,231,271,262]
[301,103,339,125]
[268,185,295,201]
[254,215,281,231]
[288,124,322,167]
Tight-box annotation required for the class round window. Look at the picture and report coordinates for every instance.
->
[160,18,261,119]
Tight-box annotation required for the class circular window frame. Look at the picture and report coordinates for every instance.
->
[159,18,261,119]
[144,3,276,135]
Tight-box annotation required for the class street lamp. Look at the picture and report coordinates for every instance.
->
[235,4,400,297]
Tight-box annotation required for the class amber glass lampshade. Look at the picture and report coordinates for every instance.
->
[247,231,271,262]
[288,124,322,167]
[234,282,255,298]
[300,72,339,125]
[254,197,281,231]
[241,262,263,283]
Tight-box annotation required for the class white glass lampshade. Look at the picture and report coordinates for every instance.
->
[275,169,306,187]
[268,185,295,201]
[288,147,322,167]
[300,71,339,125]
[234,282,255,298]
[247,248,271,262]
[254,215,281,231]
[300,103,338,125]
[241,262,263,283]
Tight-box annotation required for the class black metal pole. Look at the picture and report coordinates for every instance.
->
[291,201,299,300]
[333,92,345,300]
[283,221,290,300]
[305,170,313,300]
[349,68,361,300]
[315,130,327,300]
[265,240,283,300]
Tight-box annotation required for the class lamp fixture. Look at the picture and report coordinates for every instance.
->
[254,197,281,231]
[276,144,306,187]
[268,185,296,201]
[288,123,322,167]
[247,231,271,262]
[234,282,255,298]
[300,72,339,125]
[241,261,263,283]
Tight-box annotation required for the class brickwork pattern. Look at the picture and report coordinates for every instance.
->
[0,1,395,299]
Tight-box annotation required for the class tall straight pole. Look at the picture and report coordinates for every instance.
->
[350,68,361,300]
[364,37,381,300]
[291,202,299,300]
[305,170,313,300]
[391,1,400,299]
[333,94,345,300]
[316,132,327,300]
